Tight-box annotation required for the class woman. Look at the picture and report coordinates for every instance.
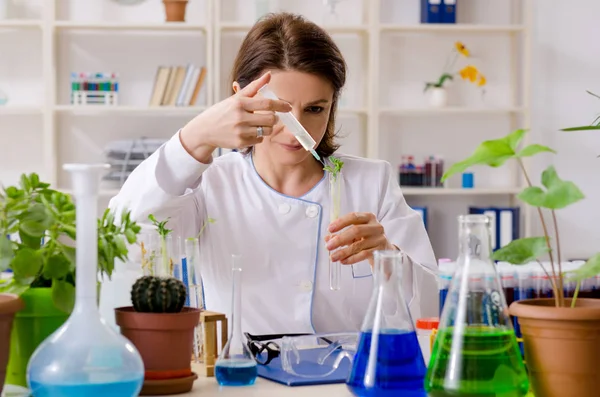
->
[109,12,437,335]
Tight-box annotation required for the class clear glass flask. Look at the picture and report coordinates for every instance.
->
[329,170,343,290]
[184,237,205,363]
[346,250,428,397]
[425,214,530,397]
[215,254,258,386]
[27,163,144,397]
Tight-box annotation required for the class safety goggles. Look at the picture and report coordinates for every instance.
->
[245,332,359,378]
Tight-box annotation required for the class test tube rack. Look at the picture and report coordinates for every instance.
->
[70,72,119,106]
[196,311,228,377]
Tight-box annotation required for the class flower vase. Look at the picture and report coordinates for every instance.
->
[427,87,448,108]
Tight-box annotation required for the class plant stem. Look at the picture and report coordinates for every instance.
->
[571,280,581,308]
[536,260,559,306]
[551,210,565,306]
[517,159,562,307]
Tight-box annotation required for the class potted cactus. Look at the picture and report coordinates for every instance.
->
[115,275,200,395]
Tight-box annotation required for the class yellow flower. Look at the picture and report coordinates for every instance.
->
[455,41,469,57]
[478,75,486,87]
[459,65,479,82]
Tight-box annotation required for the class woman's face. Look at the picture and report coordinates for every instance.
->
[236,69,334,165]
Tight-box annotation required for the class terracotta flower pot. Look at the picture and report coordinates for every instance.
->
[163,0,188,22]
[509,298,600,397]
[0,294,24,394]
[115,306,200,393]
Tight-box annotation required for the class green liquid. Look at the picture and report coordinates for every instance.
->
[425,326,529,397]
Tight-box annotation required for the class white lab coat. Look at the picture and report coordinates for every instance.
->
[108,130,438,335]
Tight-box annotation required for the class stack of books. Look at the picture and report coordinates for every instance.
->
[149,64,206,107]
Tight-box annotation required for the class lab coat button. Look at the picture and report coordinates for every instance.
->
[305,205,319,218]
[278,203,291,214]
[300,280,313,291]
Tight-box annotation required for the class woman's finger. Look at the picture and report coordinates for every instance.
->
[326,223,382,251]
[244,125,273,138]
[332,235,387,263]
[339,249,375,266]
[328,212,375,234]
[240,96,292,113]
[245,111,279,128]
[237,71,272,97]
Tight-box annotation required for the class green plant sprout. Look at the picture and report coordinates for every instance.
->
[561,90,600,157]
[148,214,173,276]
[193,217,216,241]
[441,129,600,308]
[0,173,140,312]
[324,157,345,221]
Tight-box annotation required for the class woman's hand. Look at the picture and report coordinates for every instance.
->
[325,212,396,266]
[179,71,292,163]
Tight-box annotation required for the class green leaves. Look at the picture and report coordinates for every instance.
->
[11,247,43,285]
[567,253,600,282]
[43,254,73,279]
[441,129,555,183]
[491,237,549,264]
[0,237,14,272]
[518,166,585,209]
[52,279,75,313]
[323,156,345,180]
[148,214,172,238]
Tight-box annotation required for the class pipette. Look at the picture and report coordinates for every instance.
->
[257,84,321,161]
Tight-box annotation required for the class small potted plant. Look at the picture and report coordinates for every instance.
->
[424,41,486,108]
[0,173,140,387]
[115,275,201,395]
[163,0,188,22]
[441,128,600,397]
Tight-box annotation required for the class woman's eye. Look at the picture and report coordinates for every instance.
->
[306,106,324,114]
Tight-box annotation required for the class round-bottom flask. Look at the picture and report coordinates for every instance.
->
[26,164,144,397]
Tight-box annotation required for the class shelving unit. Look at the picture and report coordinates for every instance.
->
[0,0,532,257]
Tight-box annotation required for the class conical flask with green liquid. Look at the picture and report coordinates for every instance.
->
[424,214,530,397]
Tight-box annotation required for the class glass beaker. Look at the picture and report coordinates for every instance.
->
[424,214,529,397]
[215,254,258,386]
[346,250,428,397]
[184,237,205,363]
[27,163,144,397]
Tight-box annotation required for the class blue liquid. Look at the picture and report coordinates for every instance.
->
[29,378,142,397]
[215,360,258,386]
[347,330,427,397]
[439,288,448,316]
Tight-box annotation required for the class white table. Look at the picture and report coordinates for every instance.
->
[167,364,353,397]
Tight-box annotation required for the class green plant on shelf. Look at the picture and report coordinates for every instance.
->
[0,172,141,312]
[442,128,600,308]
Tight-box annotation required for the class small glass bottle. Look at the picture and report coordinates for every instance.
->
[346,250,428,396]
[215,254,257,386]
[425,214,529,396]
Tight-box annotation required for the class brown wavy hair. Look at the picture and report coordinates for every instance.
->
[231,12,347,158]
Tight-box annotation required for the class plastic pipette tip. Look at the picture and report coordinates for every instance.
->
[311,149,321,161]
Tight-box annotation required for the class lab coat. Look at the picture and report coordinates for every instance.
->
[108,130,438,335]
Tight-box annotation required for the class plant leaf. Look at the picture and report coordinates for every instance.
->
[491,237,549,264]
[561,125,600,131]
[517,166,585,209]
[516,144,556,158]
[0,237,14,272]
[567,253,600,282]
[0,278,30,295]
[42,254,73,279]
[441,129,531,182]
[51,279,75,313]
[11,247,43,284]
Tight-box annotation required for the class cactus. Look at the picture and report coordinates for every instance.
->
[131,275,187,313]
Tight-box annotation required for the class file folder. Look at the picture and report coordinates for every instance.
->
[442,0,457,24]
[468,207,520,251]
[421,0,442,23]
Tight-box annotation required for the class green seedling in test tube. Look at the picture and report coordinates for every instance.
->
[324,157,344,291]
[148,214,173,277]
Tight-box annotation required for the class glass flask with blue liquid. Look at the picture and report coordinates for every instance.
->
[215,254,258,386]
[346,250,428,397]
[26,164,144,397]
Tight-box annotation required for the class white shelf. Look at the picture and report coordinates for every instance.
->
[380,107,526,116]
[54,21,206,32]
[0,106,43,115]
[219,22,368,34]
[401,187,523,196]
[380,24,525,33]
[54,105,206,115]
[0,20,42,28]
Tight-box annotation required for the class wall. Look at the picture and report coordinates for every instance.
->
[530,0,600,260]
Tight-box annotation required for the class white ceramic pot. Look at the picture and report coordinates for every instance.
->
[428,87,448,108]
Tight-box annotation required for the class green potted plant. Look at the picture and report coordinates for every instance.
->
[0,173,141,387]
[0,294,24,393]
[441,128,600,397]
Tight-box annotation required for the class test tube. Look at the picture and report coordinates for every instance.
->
[328,168,343,291]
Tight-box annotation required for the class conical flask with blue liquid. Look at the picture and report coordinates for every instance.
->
[26,164,144,397]
[425,214,529,396]
[346,250,428,397]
